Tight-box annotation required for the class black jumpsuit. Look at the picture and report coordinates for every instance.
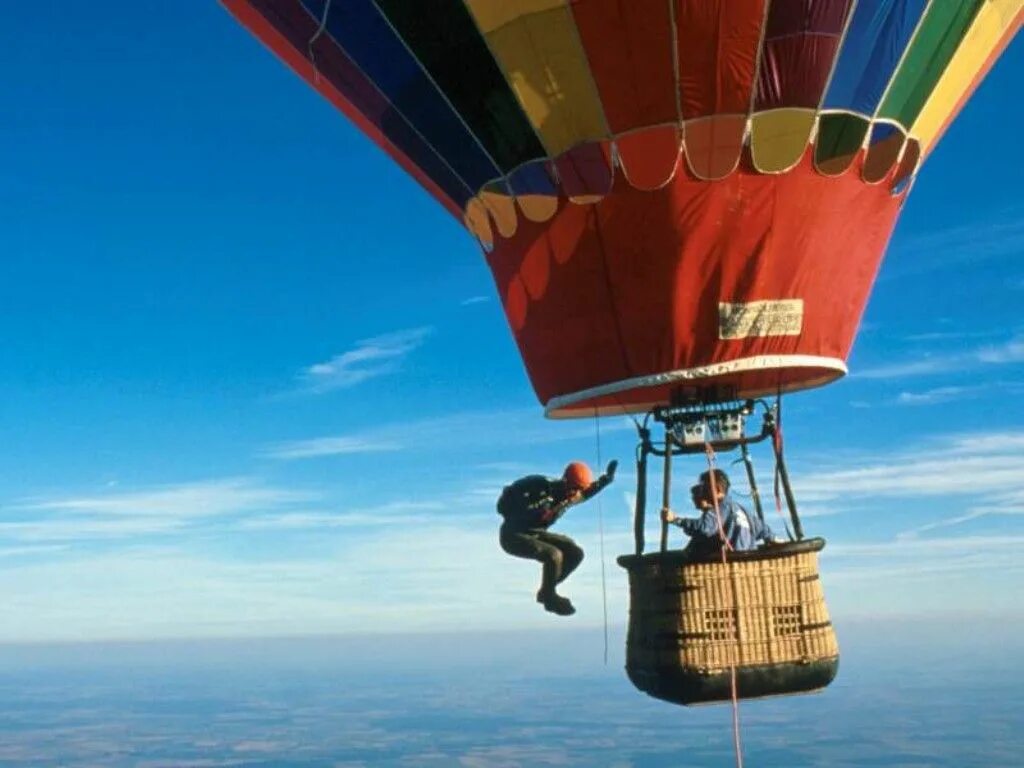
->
[497,474,608,599]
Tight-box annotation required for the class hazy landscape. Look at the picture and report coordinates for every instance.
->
[2,617,1020,767]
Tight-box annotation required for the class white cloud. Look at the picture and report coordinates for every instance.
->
[790,431,1024,545]
[827,534,1024,565]
[0,517,187,543]
[895,510,988,538]
[17,478,313,519]
[902,330,998,342]
[0,516,633,642]
[263,436,400,460]
[474,461,535,474]
[853,356,961,380]
[977,337,1024,364]
[947,433,1024,455]
[854,336,1024,380]
[795,430,1024,506]
[882,207,1024,280]
[894,385,977,406]
[3,443,1021,641]
[297,326,432,393]
[1,479,318,544]
[991,486,1024,505]
[798,452,1024,502]
[460,295,490,306]
[238,501,445,530]
[264,407,636,462]
[0,544,71,558]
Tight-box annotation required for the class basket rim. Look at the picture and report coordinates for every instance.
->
[617,537,826,570]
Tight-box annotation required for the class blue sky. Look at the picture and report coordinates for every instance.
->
[1,4,1022,643]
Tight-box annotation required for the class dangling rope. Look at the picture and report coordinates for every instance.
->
[307,0,333,84]
[705,444,745,768]
[593,408,609,666]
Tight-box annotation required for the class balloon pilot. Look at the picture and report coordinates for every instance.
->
[497,460,617,616]
[661,469,778,557]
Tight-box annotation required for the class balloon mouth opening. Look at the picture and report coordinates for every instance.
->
[543,356,847,419]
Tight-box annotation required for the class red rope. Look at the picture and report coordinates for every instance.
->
[705,444,744,768]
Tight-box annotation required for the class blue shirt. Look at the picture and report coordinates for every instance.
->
[675,495,774,552]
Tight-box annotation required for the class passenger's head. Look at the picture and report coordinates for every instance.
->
[563,461,593,493]
[689,483,709,510]
[699,469,730,499]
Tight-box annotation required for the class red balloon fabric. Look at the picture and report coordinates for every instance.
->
[488,149,903,417]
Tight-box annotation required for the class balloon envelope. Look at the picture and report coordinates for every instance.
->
[223,0,1022,416]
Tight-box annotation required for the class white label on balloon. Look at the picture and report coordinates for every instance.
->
[718,300,803,340]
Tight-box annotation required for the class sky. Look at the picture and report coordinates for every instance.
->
[0,3,1022,644]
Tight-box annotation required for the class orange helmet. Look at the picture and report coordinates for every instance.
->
[563,461,593,490]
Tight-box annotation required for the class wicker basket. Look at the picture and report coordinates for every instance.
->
[617,538,839,705]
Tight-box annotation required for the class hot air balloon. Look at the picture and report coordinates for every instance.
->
[222,0,1022,706]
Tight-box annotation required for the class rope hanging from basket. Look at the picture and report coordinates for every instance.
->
[705,443,745,768]
[593,409,609,666]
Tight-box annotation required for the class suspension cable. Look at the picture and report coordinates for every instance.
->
[705,444,745,768]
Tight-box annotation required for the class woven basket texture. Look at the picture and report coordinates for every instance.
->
[627,550,838,672]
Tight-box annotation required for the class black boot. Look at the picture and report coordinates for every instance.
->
[537,590,575,616]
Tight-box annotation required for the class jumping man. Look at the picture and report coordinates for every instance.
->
[497,460,617,616]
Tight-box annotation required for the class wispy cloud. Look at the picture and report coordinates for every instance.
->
[823,535,1024,592]
[297,327,432,394]
[854,335,1024,380]
[799,452,1024,503]
[0,544,71,558]
[854,356,962,380]
[795,431,1024,542]
[17,479,312,519]
[0,517,188,543]
[830,534,1024,559]
[882,206,1024,280]
[237,501,445,531]
[264,407,636,462]
[977,337,1024,364]
[894,385,980,406]
[902,330,999,343]
[474,461,535,475]
[262,436,400,460]
[2,479,317,544]
[460,295,490,306]
[0,518,631,641]
[896,509,1015,539]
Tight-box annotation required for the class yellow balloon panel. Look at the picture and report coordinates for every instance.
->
[517,193,560,223]
[750,110,818,174]
[912,0,1023,154]
[467,0,564,30]
[480,188,519,239]
[464,198,495,247]
[466,0,609,157]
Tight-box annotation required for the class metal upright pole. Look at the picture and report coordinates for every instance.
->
[634,432,648,556]
[770,427,804,540]
[660,429,672,553]
[740,442,766,525]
